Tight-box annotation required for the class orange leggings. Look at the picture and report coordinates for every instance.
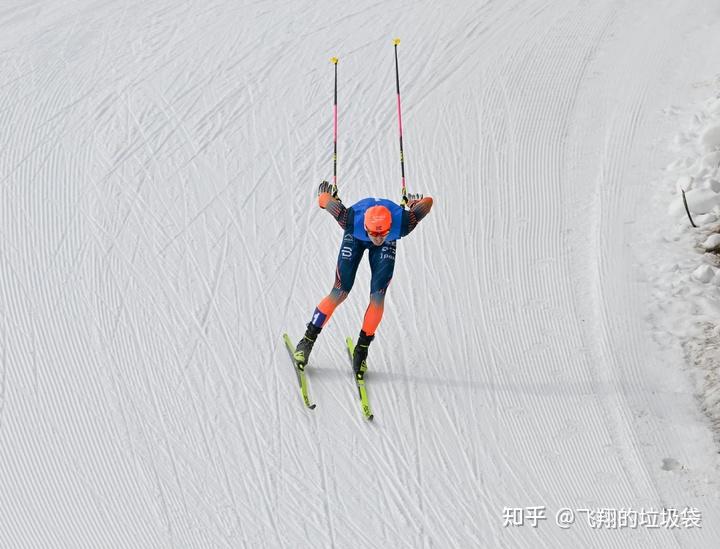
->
[309,236,395,336]
[315,289,386,336]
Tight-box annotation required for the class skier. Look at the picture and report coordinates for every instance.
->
[293,180,433,379]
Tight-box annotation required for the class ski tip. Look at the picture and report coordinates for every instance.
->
[393,38,401,46]
[330,56,339,64]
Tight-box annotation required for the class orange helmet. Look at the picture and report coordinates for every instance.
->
[364,205,392,236]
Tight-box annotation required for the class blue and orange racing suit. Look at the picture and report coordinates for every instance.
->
[308,192,434,336]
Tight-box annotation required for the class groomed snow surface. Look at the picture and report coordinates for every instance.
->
[1,1,720,548]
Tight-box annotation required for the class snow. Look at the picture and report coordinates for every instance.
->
[1,1,720,548]
[651,72,720,485]
[700,124,720,152]
[692,264,715,284]
[704,233,720,250]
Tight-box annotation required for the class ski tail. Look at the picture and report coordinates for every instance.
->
[346,337,374,421]
[283,333,316,409]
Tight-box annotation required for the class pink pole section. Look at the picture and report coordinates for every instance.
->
[331,56,339,194]
[393,39,407,202]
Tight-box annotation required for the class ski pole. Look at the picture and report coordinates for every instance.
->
[393,38,408,206]
[331,56,339,197]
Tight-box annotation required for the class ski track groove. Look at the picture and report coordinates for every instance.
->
[528,10,616,536]
[30,61,111,549]
[0,314,6,432]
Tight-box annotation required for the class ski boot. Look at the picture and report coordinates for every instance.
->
[294,323,321,371]
[352,330,374,380]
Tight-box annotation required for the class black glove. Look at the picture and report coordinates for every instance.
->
[318,180,340,200]
[405,192,423,208]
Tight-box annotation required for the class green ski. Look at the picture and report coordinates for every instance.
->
[346,337,374,421]
[282,333,316,410]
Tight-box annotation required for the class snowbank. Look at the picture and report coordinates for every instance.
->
[661,90,720,434]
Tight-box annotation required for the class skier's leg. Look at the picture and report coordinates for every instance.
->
[295,234,365,366]
[362,240,396,335]
[353,241,396,375]
[312,281,349,328]
[310,233,365,329]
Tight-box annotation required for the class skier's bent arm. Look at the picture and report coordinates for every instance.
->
[317,181,349,229]
[401,196,433,236]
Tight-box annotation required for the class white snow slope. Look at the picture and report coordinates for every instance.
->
[1,1,720,548]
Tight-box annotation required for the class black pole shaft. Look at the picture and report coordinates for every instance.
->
[682,190,697,228]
